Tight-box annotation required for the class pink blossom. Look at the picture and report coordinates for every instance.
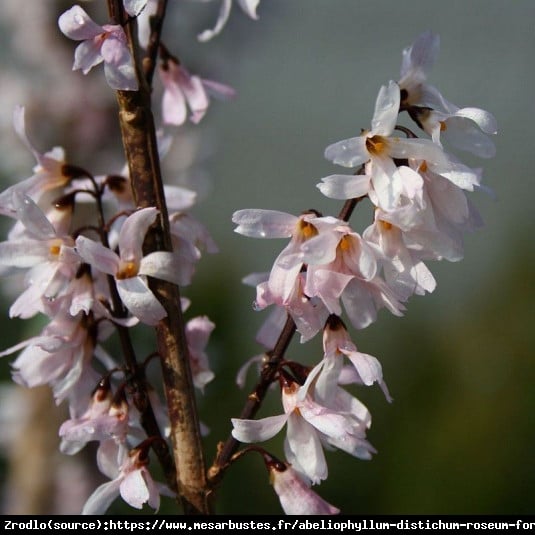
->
[232,371,374,484]
[269,462,339,515]
[0,107,72,217]
[75,207,179,325]
[169,212,218,286]
[322,316,391,401]
[58,5,138,91]
[0,306,101,415]
[299,217,406,330]
[185,316,215,392]
[59,379,129,455]
[82,441,172,514]
[324,81,446,212]
[0,192,79,318]
[159,55,235,126]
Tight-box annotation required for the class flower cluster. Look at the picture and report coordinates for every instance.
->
[0,104,217,512]
[230,31,496,514]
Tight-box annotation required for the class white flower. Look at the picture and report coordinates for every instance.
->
[75,207,179,325]
[269,462,339,515]
[324,81,445,211]
[58,5,138,91]
[82,441,172,514]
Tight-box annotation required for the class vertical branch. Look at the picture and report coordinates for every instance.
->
[107,0,209,514]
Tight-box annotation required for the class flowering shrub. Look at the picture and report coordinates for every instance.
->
[0,1,496,515]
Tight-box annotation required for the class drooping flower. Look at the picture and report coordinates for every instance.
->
[267,458,339,515]
[321,315,392,401]
[185,316,215,392]
[398,32,497,159]
[299,217,406,330]
[0,107,76,217]
[75,207,179,325]
[58,5,138,91]
[233,209,330,341]
[82,440,172,514]
[59,378,129,455]
[232,369,373,484]
[159,51,235,126]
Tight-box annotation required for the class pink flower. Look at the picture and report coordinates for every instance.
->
[321,316,391,401]
[232,371,373,484]
[233,209,330,341]
[324,81,446,212]
[185,316,215,392]
[159,55,235,126]
[398,31,453,113]
[75,207,180,325]
[58,5,138,91]
[0,192,79,318]
[82,441,172,514]
[0,107,72,217]
[299,217,406,330]
[169,212,218,286]
[59,379,129,454]
[269,462,339,515]
[0,305,101,414]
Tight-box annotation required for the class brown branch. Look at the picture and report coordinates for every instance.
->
[107,0,209,515]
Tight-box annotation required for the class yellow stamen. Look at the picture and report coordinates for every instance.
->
[48,239,63,257]
[297,220,318,240]
[116,261,138,280]
[339,235,352,252]
[366,135,388,156]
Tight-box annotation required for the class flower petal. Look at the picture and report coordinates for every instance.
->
[371,81,400,136]
[119,207,158,263]
[231,414,288,443]
[324,136,368,168]
[58,5,103,41]
[317,174,371,200]
[139,251,180,284]
[76,235,120,276]
[82,479,121,515]
[232,209,297,238]
[120,470,150,510]
[116,277,166,325]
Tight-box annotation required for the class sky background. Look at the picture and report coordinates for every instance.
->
[0,0,533,515]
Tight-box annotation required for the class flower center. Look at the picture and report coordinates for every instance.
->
[296,220,318,241]
[116,261,138,280]
[48,239,63,258]
[366,135,388,156]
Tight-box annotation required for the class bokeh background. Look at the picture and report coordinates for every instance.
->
[0,0,533,515]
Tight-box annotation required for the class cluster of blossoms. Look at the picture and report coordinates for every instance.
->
[0,104,216,513]
[230,31,496,513]
[0,0,495,516]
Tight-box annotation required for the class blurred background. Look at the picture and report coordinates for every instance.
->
[0,0,533,515]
